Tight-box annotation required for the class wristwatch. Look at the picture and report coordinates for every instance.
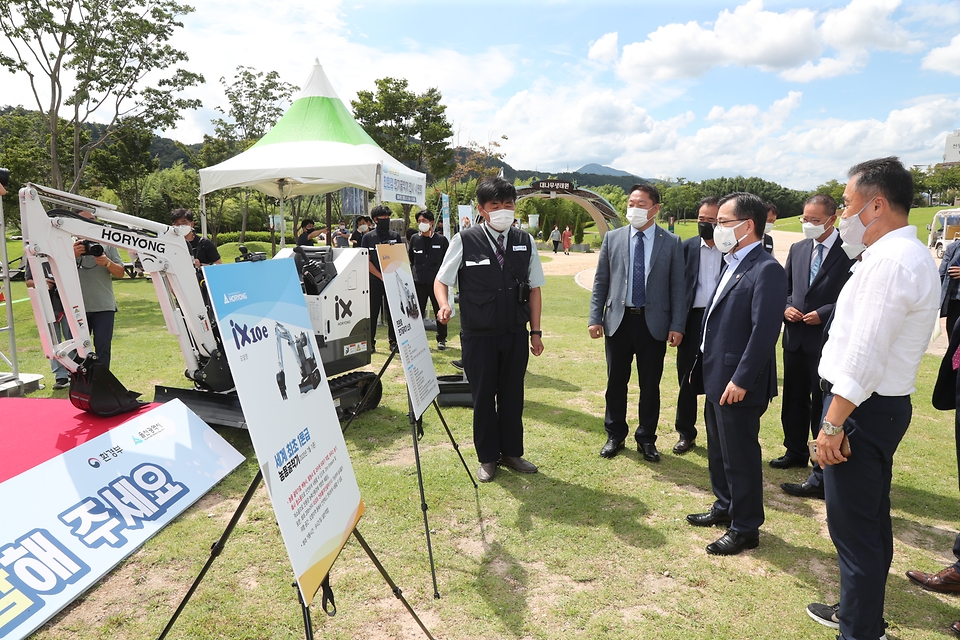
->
[529,330,542,337]
[820,420,844,436]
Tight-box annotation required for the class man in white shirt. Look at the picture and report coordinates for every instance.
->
[805,157,940,640]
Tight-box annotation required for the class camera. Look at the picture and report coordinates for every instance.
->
[80,239,105,257]
[0,168,9,188]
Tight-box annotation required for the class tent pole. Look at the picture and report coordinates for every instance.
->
[325,193,333,247]
[278,179,287,250]
[200,194,207,238]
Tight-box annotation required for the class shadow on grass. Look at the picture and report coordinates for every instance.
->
[891,483,960,523]
[524,372,581,392]
[476,540,528,637]
[751,531,840,591]
[892,515,960,553]
[523,400,600,435]
[341,406,413,453]
[496,470,668,549]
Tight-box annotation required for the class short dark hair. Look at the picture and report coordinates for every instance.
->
[718,192,767,238]
[765,202,779,218]
[476,177,517,207]
[370,205,392,219]
[171,208,193,224]
[847,156,913,215]
[301,219,315,228]
[417,209,435,222]
[699,195,720,208]
[804,193,837,217]
[629,183,660,205]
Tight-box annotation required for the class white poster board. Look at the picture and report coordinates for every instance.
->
[203,260,363,606]
[440,193,451,239]
[377,245,440,419]
[0,400,244,640]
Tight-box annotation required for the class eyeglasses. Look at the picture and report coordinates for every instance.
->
[716,218,745,227]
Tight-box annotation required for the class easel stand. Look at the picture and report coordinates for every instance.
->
[341,345,477,598]
[157,470,435,640]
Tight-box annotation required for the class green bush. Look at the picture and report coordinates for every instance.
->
[215,231,295,246]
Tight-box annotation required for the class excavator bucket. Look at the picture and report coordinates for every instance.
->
[69,355,144,417]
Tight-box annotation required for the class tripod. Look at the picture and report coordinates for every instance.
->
[157,469,435,640]
[342,345,477,597]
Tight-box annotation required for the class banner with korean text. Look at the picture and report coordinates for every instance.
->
[377,245,440,419]
[0,399,244,640]
[203,259,363,606]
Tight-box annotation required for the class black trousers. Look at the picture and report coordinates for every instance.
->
[87,310,116,369]
[675,307,705,441]
[948,299,960,343]
[369,277,395,349]
[552,240,560,253]
[780,346,823,459]
[705,399,766,536]
[823,392,911,640]
[414,281,447,341]
[461,330,529,463]
[603,311,667,444]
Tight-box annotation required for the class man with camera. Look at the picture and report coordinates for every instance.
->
[75,211,125,368]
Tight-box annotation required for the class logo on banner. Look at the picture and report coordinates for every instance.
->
[87,458,101,469]
[223,291,247,304]
[334,296,353,321]
[230,320,269,351]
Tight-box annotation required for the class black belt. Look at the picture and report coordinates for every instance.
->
[820,379,833,393]
[626,307,645,315]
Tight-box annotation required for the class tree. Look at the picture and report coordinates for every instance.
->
[0,107,51,228]
[212,66,296,242]
[813,179,846,207]
[661,183,703,222]
[0,0,203,192]
[88,119,158,216]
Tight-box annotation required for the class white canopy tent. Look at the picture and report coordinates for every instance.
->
[198,60,426,246]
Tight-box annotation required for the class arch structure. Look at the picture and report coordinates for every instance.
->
[516,180,622,236]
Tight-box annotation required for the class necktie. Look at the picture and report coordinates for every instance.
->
[496,234,505,268]
[810,243,824,285]
[632,231,646,307]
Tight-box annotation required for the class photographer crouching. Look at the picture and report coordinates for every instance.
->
[74,211,125,368]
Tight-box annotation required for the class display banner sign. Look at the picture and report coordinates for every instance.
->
[440,193,451,239]
[458,204,473,231]
[0,400,244,640]
[380,162,426,207]
[376,245,440,419]
[203,260,363,606]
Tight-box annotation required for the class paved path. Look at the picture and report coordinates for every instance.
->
[543,229,949,358]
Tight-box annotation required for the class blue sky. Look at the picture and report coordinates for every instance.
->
[5,0,960,189]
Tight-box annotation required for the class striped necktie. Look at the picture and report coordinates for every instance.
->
[496,234,505,268]
[810,243,824,285]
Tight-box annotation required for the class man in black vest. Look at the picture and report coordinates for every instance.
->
[434,177,545,483]
[408,209,450,349]
[362,206,402,352]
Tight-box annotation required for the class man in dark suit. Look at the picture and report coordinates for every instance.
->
[772,194,855,480]
[673,196,722,454]
[686,192,786,555]
[939,239,960,338]
[589,184,687,462]
[763,202,777,254]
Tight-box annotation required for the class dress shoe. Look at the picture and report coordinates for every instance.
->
[950,620,960,637]
[706,529,759,556]
[781,480,825,499]
[906,565,960,593]
[686,508,731,527]
[477,462,497,483]
[673,438,695,454]
[638,442,660,462]
[498,456,538,473]
[769,454,809,469]
[599,438,625,459]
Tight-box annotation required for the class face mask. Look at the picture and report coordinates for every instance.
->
[713,220,747,254]
[838,199,877,247]
[376,218,390,232]
[697,222,714,240]
[418,222,431,233]
[486,208,515,232]
[358,224,369,233]
[841,241,866,259]
[764,222,774,235]
[626,207,650,229]
[801,222,826,240]
[175,224,193,236]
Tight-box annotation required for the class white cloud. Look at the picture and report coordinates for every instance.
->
[588,32,619,65]
[903,2,960,25]
[779,51,867,82]
[819,0,918,52]
[922,34,960,75]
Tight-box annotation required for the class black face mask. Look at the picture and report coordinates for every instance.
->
[698,221,714,240]
[376,218,390,233]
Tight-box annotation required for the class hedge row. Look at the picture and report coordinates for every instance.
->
[215,231,295,246]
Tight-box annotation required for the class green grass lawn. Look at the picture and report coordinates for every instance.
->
[4,255,960,639]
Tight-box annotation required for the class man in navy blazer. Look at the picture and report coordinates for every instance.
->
[589,184,687,462]
[673,197,723,454]
[773,194,855,481]
[686,192,787,556]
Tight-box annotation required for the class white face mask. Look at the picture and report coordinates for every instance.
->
[841,241,866,259]
[802,222,826,240]
[713,220,747,254]
[626,207,650,229]
[764,222,774,235]
[175,224,193,236]
[838,199,877,247]
[418,222,431,233]
[486,208,515,232]
[358,224,369,233]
